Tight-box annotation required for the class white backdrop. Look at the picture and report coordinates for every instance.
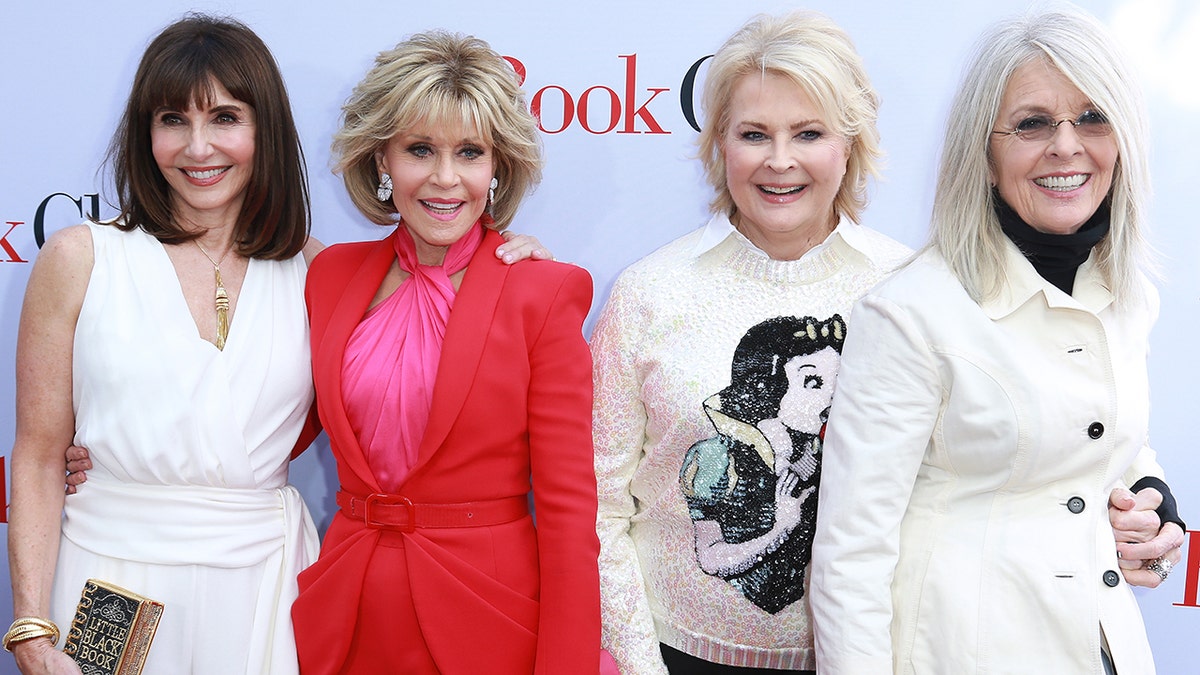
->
[2,1,1197,672]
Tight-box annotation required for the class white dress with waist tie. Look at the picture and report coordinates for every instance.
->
[52,222,319,674]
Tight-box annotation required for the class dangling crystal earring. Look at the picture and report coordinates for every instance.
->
[487,177,498,215]
[376,173,393,202]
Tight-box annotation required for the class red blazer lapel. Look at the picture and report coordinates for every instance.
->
[409,229,508,474]
[313,232,399,493]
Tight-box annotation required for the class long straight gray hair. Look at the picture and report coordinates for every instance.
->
[929,6,1153,304]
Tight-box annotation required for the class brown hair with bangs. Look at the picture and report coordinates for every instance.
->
[105,14,309,259]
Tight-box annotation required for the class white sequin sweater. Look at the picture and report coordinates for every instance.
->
[592,213,911,673]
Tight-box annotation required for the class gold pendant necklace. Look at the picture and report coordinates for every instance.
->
[193,240,231,350]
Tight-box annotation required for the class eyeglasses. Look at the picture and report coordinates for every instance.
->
[991,110,1112,142]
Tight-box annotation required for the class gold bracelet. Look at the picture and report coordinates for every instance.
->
[2,617,60,652]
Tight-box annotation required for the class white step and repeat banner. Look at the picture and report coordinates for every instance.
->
[2,1,1197,672]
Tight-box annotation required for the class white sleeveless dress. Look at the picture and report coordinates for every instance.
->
[50,222,319,674]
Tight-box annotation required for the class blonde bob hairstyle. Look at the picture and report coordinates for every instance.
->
[333,30,542,229]
[697,11,882,225]
[929,7,1152,303]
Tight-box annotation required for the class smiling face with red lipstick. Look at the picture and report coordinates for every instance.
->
[988,59,1118,235]
[721,72,849,261]
[376,118,495,265]
[150,79,256,230]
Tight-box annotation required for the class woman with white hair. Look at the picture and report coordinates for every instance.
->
[810,6,1185,673]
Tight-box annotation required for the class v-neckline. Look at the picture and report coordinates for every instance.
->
[150,233,257,352]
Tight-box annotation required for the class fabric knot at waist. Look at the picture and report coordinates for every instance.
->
[336,489,528,532]
[62,474,313,568]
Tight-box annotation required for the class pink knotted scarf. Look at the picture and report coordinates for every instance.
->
[340,222,485,491]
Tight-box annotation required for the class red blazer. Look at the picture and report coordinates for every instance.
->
[292,228,601,674]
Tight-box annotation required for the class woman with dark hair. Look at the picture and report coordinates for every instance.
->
[5,15,321,674]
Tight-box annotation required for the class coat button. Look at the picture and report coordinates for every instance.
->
[1067,497,1085,513]
[1103,570,1121,587]
[1088,422,1104,439]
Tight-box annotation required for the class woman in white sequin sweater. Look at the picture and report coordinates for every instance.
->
[590,10,1183,675]
[591,12,910,674]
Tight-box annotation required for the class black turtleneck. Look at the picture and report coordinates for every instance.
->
[994,195,1110,295]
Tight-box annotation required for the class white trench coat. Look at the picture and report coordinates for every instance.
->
[811,241,1162,675]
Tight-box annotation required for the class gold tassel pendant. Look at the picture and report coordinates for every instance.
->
[213,266,230,351]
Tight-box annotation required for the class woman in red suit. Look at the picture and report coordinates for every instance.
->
[291,30,601,674]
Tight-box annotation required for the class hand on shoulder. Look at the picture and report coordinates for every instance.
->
[496,230,555,264]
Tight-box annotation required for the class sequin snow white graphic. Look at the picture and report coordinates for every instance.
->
[679,315,846,614]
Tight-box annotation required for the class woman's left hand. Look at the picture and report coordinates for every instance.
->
[64,445,91,495]
[1109,486,1185,588]
[496,231,554,264]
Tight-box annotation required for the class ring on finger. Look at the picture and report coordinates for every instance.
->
[1146,556,1174,581]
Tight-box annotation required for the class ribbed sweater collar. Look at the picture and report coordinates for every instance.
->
[718,233,851,285]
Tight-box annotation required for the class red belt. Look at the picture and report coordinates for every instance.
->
[336,490,528,532]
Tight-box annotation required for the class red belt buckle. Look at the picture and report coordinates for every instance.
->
[363,494,416,532]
